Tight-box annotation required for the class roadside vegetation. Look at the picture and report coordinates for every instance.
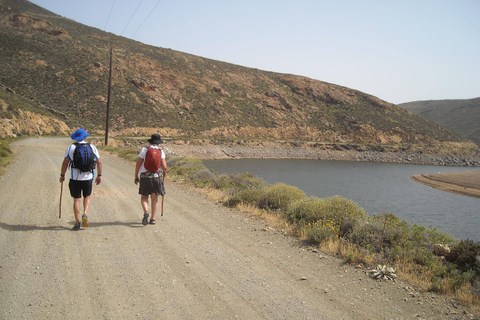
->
[0,138,14,176]
[103,145,480,311]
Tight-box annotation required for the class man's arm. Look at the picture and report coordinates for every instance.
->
[95,158,103,185]
[161,158,167,177]
[135,157,143,184]
[59,157,69,183]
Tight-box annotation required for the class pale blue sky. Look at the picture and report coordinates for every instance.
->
[29,0,479,104]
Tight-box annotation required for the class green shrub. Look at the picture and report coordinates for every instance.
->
[214,172,266,194]
[215,174,235,191]
[0,139,14,174]
[118,147,140,162]
[168,157,206,177]
[166,156,184,167]
[287,196,366,240]
[286,197,325,225]
[101,145,120,153]
[228,172,266,191]
[350,219,385,252]
[189,169,216,188]
[262,183,307,212]
[306,219,338,243]
[225,189,265,208]
[446,240,480,275]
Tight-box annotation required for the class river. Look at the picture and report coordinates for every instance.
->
[204,159,480,241]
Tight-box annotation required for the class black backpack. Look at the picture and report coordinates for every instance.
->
[72,143,96,172]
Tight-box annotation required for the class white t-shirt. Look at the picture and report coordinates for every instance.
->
[65,142,100,181]
[138,145,165,174]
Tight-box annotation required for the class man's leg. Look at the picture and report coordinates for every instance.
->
[73,198,81,224]
[83,195,91,215]
[141,195,150,225]
[141,195,150,213]
[82,195,91,227]
[150,193,159,220]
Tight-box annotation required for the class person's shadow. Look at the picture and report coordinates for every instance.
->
[0,221,145,232]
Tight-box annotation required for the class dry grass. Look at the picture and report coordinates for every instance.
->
[196,186,227,203]
[237,203,297,236]
[395,261,434,292]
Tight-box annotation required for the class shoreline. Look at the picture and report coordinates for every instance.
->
[410,170,480,199]
[163,142,480,199]
[163,141,480,167]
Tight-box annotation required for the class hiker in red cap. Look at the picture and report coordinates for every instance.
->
[60,128,103,230]
[134,134,167,225]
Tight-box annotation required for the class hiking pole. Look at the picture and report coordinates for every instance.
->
[161,175,165,216]
[59,181,63,218]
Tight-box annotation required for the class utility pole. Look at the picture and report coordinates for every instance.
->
[105,46,113,146]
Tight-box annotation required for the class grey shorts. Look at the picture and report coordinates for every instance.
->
[139,175,165,196]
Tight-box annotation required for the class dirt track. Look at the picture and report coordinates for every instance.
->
[0,138,476,319]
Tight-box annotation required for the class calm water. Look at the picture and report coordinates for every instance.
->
[204,159,480,241]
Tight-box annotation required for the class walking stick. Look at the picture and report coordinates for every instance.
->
[161,175,165,216]
[59,181,63,218]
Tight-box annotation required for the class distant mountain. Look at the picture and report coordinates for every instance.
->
[399,97,480,147]
[0,0,476,153]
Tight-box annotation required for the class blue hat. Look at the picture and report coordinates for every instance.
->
[71,128,89,141]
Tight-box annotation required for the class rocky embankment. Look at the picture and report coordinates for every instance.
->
[160,140,480,167]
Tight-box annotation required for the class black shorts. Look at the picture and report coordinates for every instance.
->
[69,179,93,199]
[139,176,166,196]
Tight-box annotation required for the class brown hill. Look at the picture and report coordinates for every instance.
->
[399,97,480,147]
[0,0,477,155]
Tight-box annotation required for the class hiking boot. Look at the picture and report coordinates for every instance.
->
[142,212,149,226]
[73,222,81,230]
[82,214,89,227]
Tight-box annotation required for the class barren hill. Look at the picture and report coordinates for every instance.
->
[0,0,477,154]
[399,97,480,147]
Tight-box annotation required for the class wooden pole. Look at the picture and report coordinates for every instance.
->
[59,181,63,218]
[105,46,113,145]
[161,175,165,216]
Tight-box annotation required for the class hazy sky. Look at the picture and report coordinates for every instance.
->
[29,0,479,104]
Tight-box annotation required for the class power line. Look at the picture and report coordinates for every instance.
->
[121,0,144,36]
[131,0,163,39]
[104,0,116,31]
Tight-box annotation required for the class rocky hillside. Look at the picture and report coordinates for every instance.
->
[399,97,480,147]
[0,0,477,154]
[0,84,70,137]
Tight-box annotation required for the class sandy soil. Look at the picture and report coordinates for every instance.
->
[0,138,477,320]
[411,170,480,198]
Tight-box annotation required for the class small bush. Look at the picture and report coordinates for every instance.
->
[225,189,265,208]
[447,240,480,275]
[286,197,325,225]
[215,174,235,191]
[0,139,15,175]
[262,183,307,212]
[287,196,366,241]
[229,172,266,191]
[189,169,216,188]
[118,147,140,162]
[306,219,338,243]
[350,219,385,252]
[168,157,206,177]
[166,156,184,167]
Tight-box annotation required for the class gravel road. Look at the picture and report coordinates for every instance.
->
[0,138,476,320]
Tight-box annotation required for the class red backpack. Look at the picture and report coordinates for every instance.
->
[144,146,162,172]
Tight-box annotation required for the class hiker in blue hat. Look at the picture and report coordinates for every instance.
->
[59,128,103,230]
